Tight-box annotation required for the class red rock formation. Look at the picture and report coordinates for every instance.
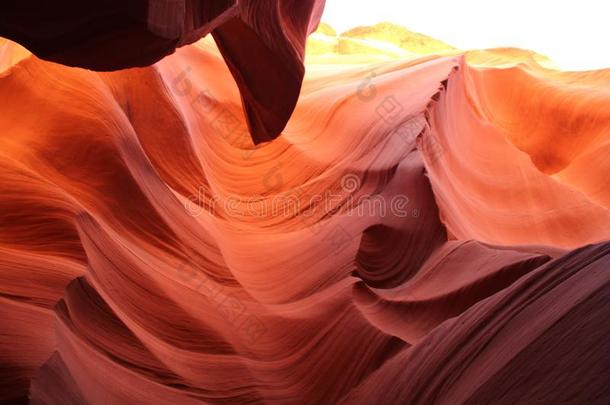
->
[343,242,610,404]
[0,0,325,142]
[1,16,610,405]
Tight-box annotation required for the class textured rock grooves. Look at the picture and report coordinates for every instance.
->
[1,36,610,405]
[0,0,325,142]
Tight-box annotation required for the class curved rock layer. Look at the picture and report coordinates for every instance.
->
[0,0,325,143]
[0,37,609,403]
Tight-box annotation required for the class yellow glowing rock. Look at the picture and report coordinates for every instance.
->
[315,22,337,37]
[340,22,455,54]
[0,38,31,75]
[306,22,456,61]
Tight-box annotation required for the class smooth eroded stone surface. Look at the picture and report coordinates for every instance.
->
[0,0,325,142]
[1,19,609,404]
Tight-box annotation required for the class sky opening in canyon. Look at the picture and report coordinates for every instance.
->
[322,0,610,71]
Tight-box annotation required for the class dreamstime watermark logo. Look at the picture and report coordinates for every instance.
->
[171,67,256,160]
[340,173,360,193]
[184,173,414,219]
[356,69,445,164]
[356,70,378,102]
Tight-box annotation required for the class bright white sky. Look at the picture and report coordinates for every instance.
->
[322,0,610,70]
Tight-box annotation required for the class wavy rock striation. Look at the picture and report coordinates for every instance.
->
[0,21,609,405]
[0,0,325,142]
